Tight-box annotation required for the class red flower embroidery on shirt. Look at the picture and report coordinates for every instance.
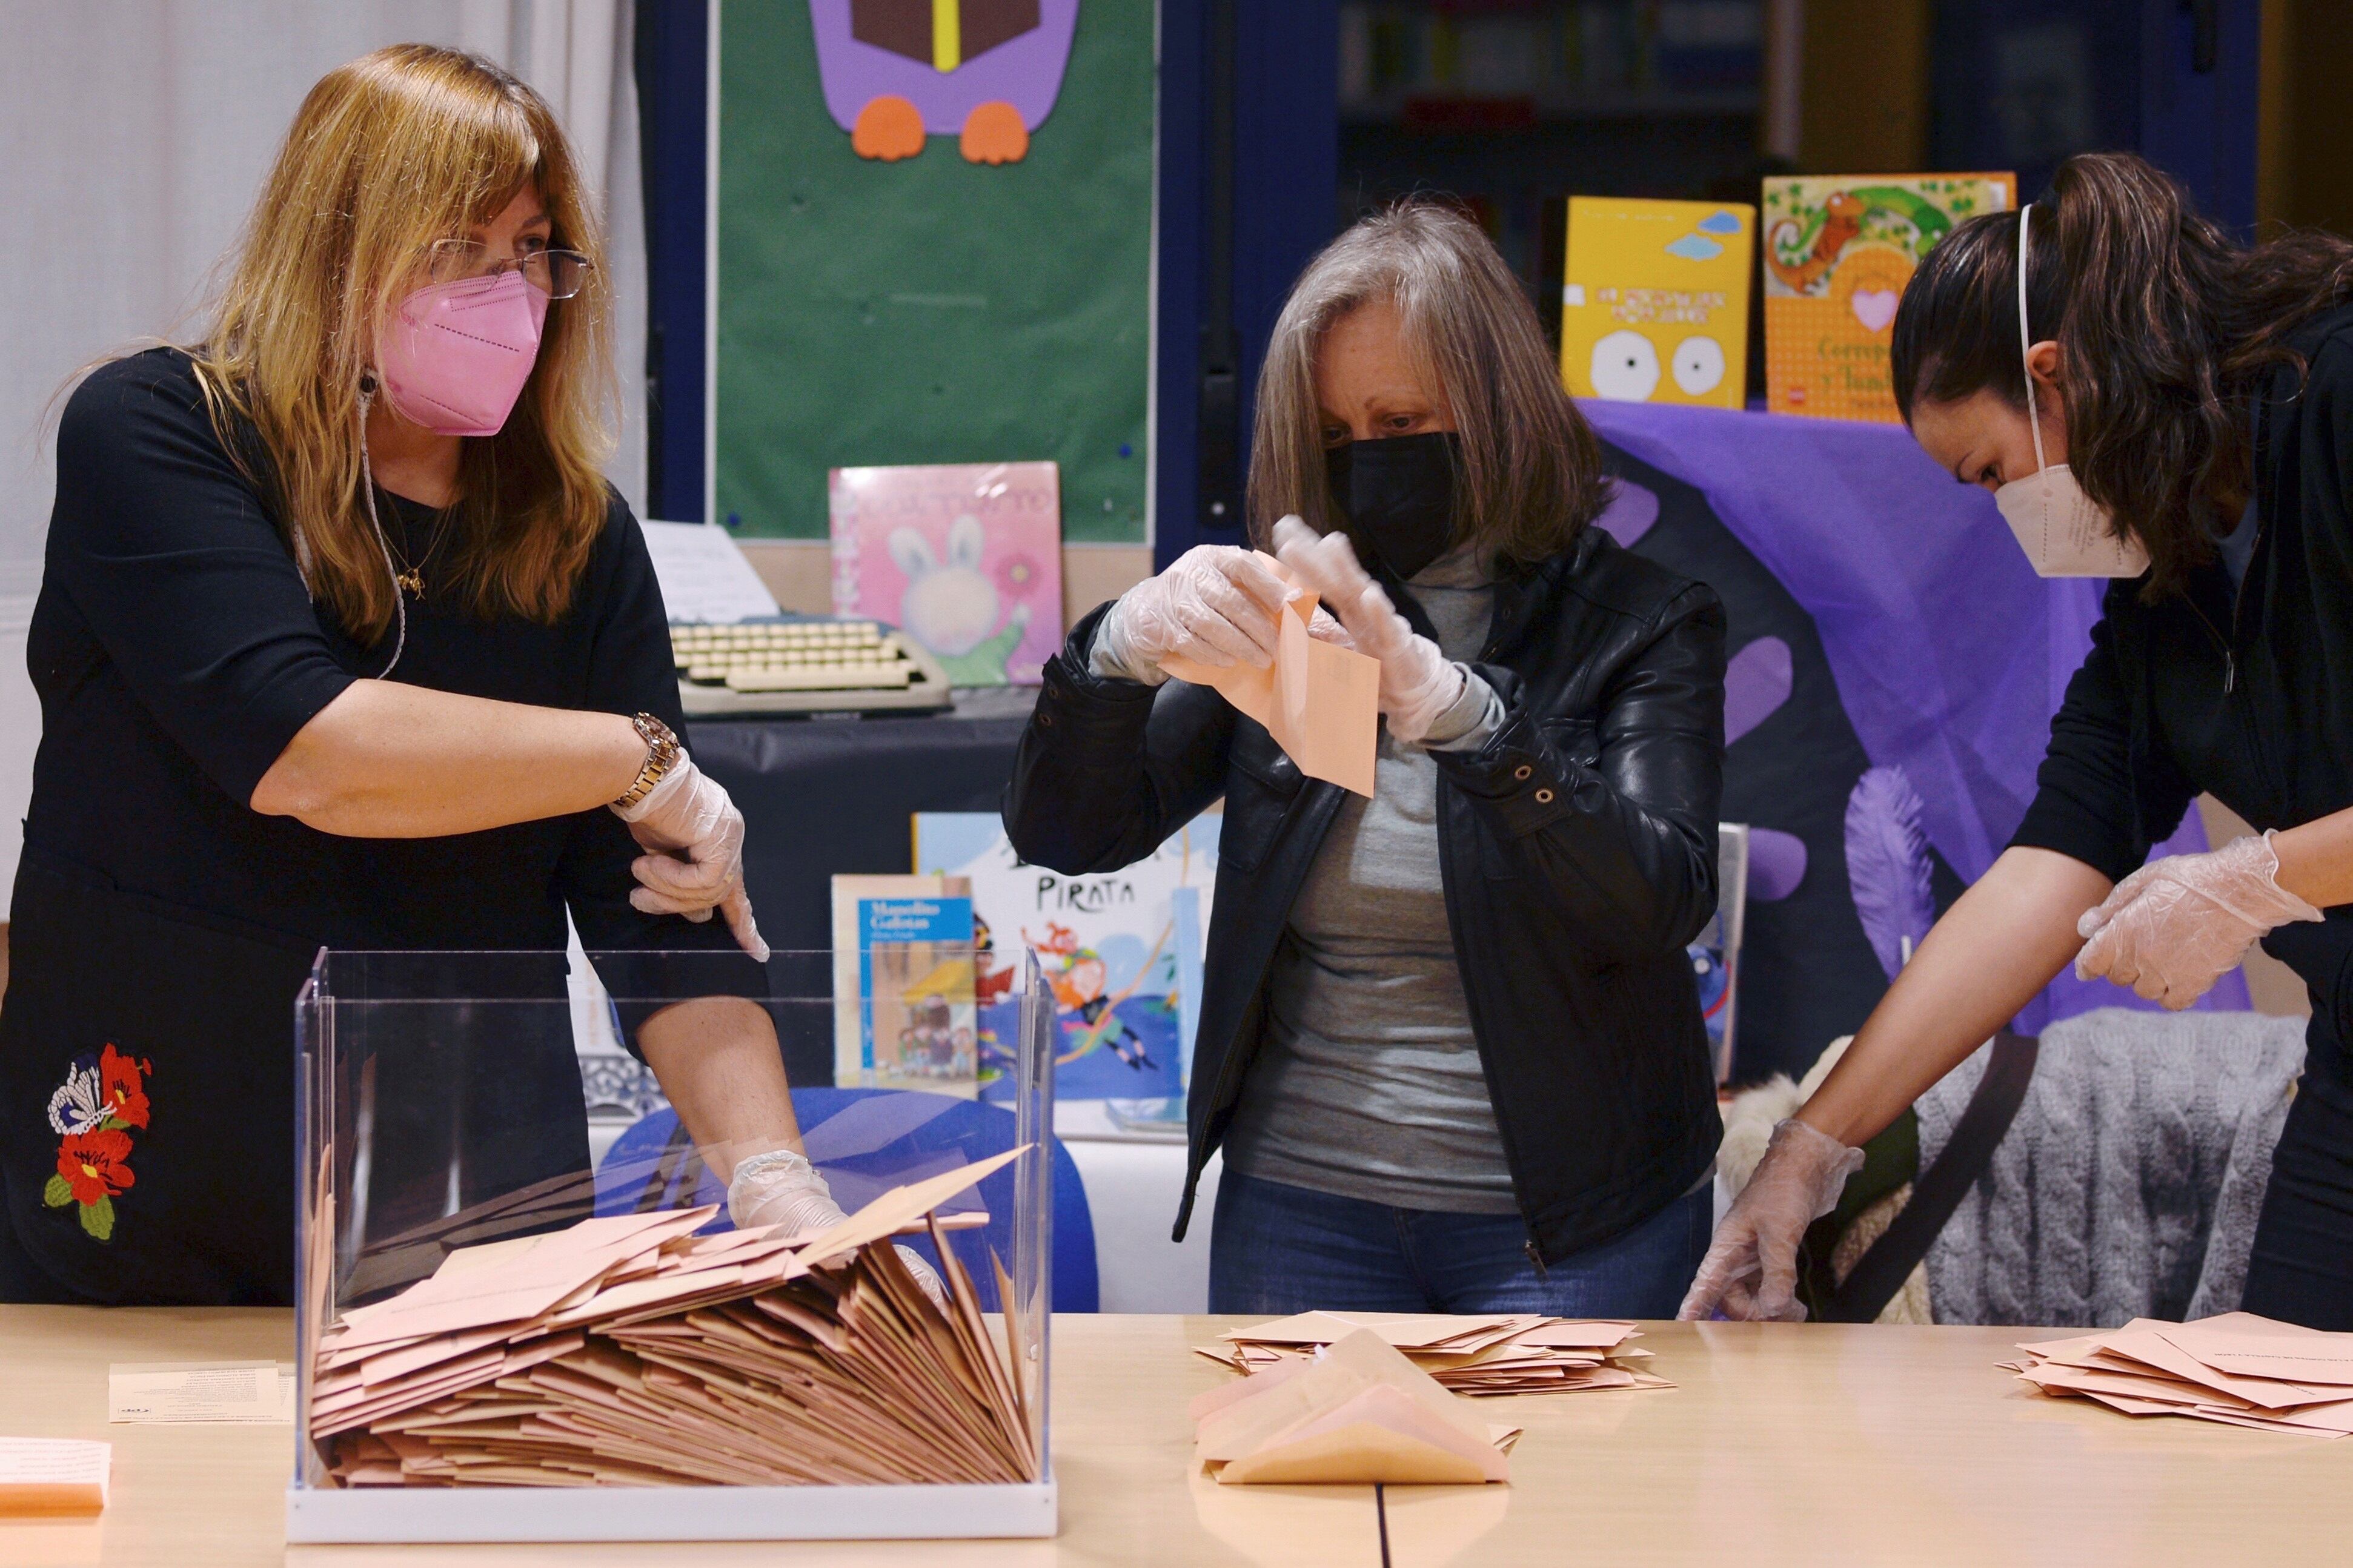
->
[98,1044,151,1130]
[44,1047,153,1241]
[56,1128,136,1206]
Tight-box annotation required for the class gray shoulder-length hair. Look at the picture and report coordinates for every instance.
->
[1246,200,1606,566]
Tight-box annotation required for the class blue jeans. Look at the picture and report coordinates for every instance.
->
[1209,1170,1712,1317]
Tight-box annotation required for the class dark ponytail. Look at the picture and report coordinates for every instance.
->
[1891,151,2353,600]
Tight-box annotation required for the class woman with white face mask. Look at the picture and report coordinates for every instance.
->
[0,47,898,1308]
[1681,152,2353,1331]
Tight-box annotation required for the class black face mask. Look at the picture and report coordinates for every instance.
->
[1324,431,1462,581]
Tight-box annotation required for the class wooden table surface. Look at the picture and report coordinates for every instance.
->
[0,1308,2344,1566]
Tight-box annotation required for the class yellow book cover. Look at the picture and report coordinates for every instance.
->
[1762,173,2017,422]
[1559,197,1755,410]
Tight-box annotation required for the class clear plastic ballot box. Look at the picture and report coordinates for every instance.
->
[287,948,1057,1544]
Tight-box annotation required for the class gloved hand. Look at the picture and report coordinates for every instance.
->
[1271,515,1465,744]
[611,753,768,962]
[2074,831,2323,1010]
[727,1148,948,1311]
[1676,1117,1865,1323]
[1095,544,1293,680]
[1301,604,1356,650]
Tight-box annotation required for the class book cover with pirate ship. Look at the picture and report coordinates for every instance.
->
[912,812,1220,1105]
[1761,173,2016,422]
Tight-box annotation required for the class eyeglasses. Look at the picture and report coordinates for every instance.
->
[422,239,594,299]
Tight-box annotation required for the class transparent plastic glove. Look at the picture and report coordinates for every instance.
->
[728,1148,946,1310]
[611,753,768,962]
[1676,1118,1865,1323]
[1303,605,1355,650]
[1270,515,1465,744]
[2074,830,2323,1010]
[1095,544,1293,680]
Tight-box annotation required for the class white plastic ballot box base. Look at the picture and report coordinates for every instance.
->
[284,1479,1058,1543]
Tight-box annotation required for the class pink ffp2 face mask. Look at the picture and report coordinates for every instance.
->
[375,268,549,437]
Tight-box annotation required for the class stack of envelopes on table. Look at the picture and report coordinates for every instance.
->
[1200,1312,1671,1397]
[2007,1311,2353,1438]
[310,1149,1039,1487]
[1192,1329,1521,1485]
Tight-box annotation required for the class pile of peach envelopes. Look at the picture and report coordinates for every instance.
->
[1192,1329,1522,1485]
[2007,1311,2353,1438]
[1199,1312,1670,1397]
[310,1149,1038,1487]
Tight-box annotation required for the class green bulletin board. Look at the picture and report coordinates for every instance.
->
[715,0,1155,543]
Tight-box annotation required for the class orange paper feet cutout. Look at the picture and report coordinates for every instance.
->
[852,94,926,160]
[960,101,1030,164]
[1161,553,1380,798]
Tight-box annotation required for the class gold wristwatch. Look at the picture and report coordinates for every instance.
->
[612,712,683,811]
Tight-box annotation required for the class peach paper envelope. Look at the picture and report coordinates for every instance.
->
[1195,1328,1512,1485]
[2153,1313,2353,1386]
[1216,1384,1501,1486]
[1161,554,1379,798]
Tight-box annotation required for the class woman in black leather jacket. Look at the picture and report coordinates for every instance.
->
[1005,203,1726,1315]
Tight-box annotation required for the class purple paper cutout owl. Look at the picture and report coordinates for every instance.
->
[809,0,1079,164]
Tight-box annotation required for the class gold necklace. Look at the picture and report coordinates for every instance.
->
[382,498,455,598]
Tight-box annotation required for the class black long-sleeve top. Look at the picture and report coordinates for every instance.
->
[28,348,728,964]
[2011,303,2353,1104]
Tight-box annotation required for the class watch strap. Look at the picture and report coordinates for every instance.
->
[612,712,682,812]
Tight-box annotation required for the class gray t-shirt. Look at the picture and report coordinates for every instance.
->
[1221,545,1518,1212]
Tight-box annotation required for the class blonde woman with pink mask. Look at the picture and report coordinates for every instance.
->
[0,47,874,1307]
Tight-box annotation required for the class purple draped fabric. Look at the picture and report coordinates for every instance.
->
[1579,399,2249,1028]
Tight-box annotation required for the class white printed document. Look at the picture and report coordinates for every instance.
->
[0,1437,110,1515]
[108,1361,290,1423]
[641,519,782,624]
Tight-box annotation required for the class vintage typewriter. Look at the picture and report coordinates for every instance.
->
[671,617,954,716]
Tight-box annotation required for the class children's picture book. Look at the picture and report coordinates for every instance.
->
[912,811,1221,1107]
[1761,173,2016,422]
[829,874,978,1096]
[828,461,1063,686]
[1559,196,1754,411]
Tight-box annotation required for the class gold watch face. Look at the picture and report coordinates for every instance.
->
[636,712,680,756]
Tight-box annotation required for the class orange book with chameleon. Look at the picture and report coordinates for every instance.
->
[1761,173,2015,422]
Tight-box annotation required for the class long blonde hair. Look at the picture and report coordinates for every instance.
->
[1247,202,1604,566]
[191,44,613,644]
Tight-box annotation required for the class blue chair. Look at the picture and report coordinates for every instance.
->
[593,1087,1099,1312]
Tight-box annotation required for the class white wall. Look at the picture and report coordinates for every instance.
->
[0,0,646,911]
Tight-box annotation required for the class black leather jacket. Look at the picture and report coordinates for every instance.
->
[1003,526,1728,1263]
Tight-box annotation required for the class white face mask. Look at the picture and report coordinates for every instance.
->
[1992,205,2151,579]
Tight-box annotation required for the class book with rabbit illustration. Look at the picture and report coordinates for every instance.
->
[1761,173,2014,422]
[1559,197,1754,411]
[828,461,1063,686]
